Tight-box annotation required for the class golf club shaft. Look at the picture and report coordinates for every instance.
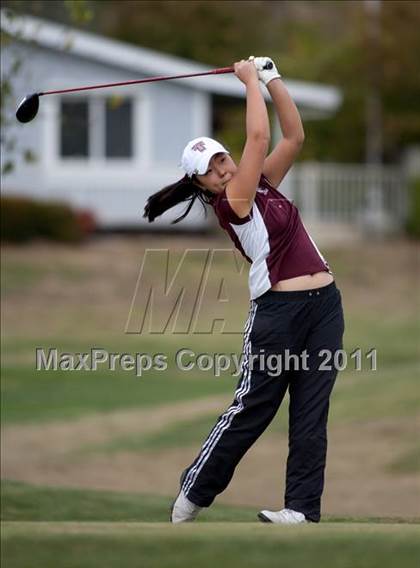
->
[39,66,236,96]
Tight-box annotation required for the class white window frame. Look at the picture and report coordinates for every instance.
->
[43,91,148,172]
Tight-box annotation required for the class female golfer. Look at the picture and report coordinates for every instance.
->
[144,57,345,524]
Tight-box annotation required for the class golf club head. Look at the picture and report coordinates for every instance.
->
[16,93,40,123]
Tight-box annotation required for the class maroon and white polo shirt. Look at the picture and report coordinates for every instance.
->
[211,175,332,300]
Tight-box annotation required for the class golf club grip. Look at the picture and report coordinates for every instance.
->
[215,61,274,74]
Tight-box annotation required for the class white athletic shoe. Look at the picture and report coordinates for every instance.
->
[170,490,202,523]
[258,508,307,524]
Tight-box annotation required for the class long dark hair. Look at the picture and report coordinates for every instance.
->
[143,175,215,224]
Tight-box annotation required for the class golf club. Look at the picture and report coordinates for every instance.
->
[16,61,273,124]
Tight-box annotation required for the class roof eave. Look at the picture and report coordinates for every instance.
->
[1,10,342,113]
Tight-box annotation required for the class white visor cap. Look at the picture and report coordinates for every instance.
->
[181,137,229,177]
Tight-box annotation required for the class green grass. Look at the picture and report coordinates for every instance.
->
[0,480,255,523]
[81,413,230,454]
[329,363,420,423]
[1,261,46,293]
[342,316,420,368]
[2,241,419,568]
[2,313,419,425]
[387,446,420,474]
[1,258,89,294]
[3,481,419,525]
[2,240,419,428]
[2,521,420,568]
[2,477,419,568]
[72,362,418,457]
[0,364,237,424]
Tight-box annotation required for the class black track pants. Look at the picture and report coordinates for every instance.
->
[181,281,345,522]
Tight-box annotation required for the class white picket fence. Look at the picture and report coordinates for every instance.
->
[291,163,408,231]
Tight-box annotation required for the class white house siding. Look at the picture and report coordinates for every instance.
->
[1,41,211,227]
[152,85,204,165]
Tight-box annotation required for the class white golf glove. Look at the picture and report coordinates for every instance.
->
[248,56,281,86]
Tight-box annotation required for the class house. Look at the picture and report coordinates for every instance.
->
[1,10,342,229]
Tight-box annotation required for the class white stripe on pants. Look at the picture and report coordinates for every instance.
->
[182,301,258,497]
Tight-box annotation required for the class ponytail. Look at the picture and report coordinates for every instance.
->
[143,175,215,224]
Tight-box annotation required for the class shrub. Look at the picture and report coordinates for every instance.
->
[405,178,420,239]
[1,195,97,243]
[1,196,37,243]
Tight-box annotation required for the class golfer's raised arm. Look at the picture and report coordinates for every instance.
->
[225,60,270,218]
[258,60,305,188]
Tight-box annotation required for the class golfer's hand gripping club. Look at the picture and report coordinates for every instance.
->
[248,56,281,86]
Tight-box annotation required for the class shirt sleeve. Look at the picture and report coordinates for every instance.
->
[214,190,253,225]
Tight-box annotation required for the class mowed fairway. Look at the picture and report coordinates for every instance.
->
[1,235,420,566]
[3,522,420,568]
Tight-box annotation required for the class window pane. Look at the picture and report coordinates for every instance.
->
[60,100,89,157]
[105,98,132,158]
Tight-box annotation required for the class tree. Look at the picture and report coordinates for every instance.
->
[267,0,420,163]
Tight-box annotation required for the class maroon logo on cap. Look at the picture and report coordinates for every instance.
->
[191,141,206,152]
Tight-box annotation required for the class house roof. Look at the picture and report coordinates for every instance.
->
[1,10,341,116]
